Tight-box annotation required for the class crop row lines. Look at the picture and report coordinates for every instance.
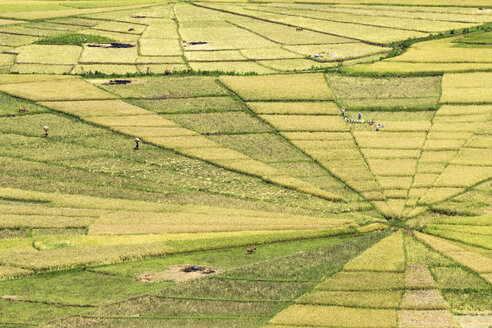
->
[155,295,294,303]
[243,6,433,34]
[193,3,379,46]
[1,296,96,308]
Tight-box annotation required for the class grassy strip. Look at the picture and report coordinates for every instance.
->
[423,227,492,250]
[398,310,459,328]
[431,267,491,290]
[70,232,385,325]
[3,234,381,322]
[296,290,401,309]
[415,231,492,273]
[400,290,449,310]
[88,236,361,277]
[269,305,396,327]
[316,271,404,291]
[48,316,261,327]
[0,269,172,307]
[0,226,383,272]
[0,299,85,325]
[387,23,492,63]
[432,214,492,226]
[221,232,386,281]
[343,230,404,272]
[340,22,492,77]
[441,290,492,314]
[34,33,116,46]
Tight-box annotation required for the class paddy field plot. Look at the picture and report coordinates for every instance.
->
[0,0,491,326]
[267,230,475,327]
[247,4,479,33]
[202,3,428,44]
[0,72,489,223]
[347,31,492,74]
[220,73,334,101]
[327,75,441,111]
[0,2,488,74]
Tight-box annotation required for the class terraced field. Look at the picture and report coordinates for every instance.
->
[0,0,491,327]
[0,1,491,74]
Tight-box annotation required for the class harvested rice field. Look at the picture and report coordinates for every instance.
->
[0,0,490,326]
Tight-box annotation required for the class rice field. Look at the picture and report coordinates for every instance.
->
[0,0,490,326]
[266,230,485,327]
[0,1,488,74]
[220,74,334,101]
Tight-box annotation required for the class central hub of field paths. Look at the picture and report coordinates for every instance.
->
[0,72,490,221]
[0,1,490,326]
[266,230,491,328]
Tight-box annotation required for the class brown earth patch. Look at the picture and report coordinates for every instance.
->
[135,265,219,283]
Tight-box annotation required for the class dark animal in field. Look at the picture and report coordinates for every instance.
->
[187,41,208,45]
[245,247,256,254]
[296,26,303,31]
[18,107,28,113]
[182,265,215,274]
[87,43,135,49]
[163,69,171,75]
[128,28,135,31]
[105,79,132,85]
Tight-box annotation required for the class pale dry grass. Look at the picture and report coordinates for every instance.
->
[220,74,334,101]
[0,214,97,229]
[40,100,151,117]
[15,45,81,65]
[434,165,492,188]
[367,159,417,176]
[0,79,117,101]
[0,265,33,280]
[89,210,353,234]
[344,231,405,272]
[317,271,404,291]
[247,102,340,115]
[415,232,492,273]
[269,305,397,327]
[398,310,459,327]
[261,115,348,132]
[401,290,449,310]
[435,105,492,116]
[297,290,401,308]
[405,265,438,289]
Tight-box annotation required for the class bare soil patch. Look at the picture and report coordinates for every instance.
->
[135,265,218,283]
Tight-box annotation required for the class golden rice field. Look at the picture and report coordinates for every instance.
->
[0,0,490,326]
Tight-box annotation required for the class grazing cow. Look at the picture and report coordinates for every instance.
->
[296,26,303,31]
[245,247,256,254]
[18,107,28,113]
[163,69,171,75]
[128,28,135,32]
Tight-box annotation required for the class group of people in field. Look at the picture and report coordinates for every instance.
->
[341,107,385,131]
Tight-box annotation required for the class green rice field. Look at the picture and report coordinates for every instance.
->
[0,0,490,326]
